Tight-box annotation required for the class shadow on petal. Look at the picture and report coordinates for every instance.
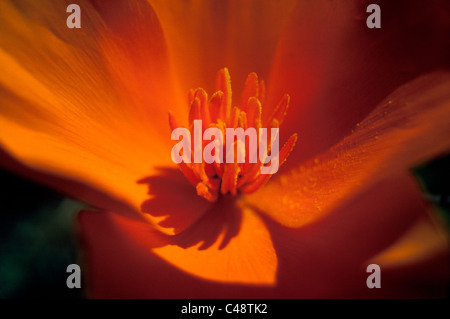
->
[79,171,448,297]
[169,195,242,250]
[137,167,242,250]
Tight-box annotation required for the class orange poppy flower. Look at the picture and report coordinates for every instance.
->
[0,0,449,298]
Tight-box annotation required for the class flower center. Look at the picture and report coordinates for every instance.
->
[169,68,297,201]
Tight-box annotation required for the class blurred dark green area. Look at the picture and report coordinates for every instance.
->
[0,153,448,299]
[413,153,450,229]
[0,168,86,298]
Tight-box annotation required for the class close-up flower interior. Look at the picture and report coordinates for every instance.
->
[0,0,449,300]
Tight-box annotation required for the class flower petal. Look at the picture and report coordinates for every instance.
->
[245,71,450,228]
[79,197,277,291]
[267,0,450,164]
[261,172,450,298]
[0,1,178,221]
[149,0,297,93]
[369,212,450,268]
[78,172,449,298]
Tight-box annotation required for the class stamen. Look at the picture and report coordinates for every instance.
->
[209,91,223,123]
[196,182,218,202]
[240,72,259,108]
[267,94,290,126]
[258,80,266,104]
[241,134,297,194]
[216,68,232,120]
[169,68,297,201]
[228,106,240,128]
[194,88,210,129]
[188,97,201,128]
[168,111,179,131]
[178,161,200,186]
[221,163,241,195]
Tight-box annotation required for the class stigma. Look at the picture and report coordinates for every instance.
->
[169,68,297,202]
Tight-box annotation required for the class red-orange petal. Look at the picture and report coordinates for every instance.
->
[149,0,297,97]
[0,0,176,225]
[79,196,277,289]
[268,0,450,166]
[245,71,450,228]
[78,172,449,298]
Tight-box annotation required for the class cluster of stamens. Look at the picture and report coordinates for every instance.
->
[169,68,297,201]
